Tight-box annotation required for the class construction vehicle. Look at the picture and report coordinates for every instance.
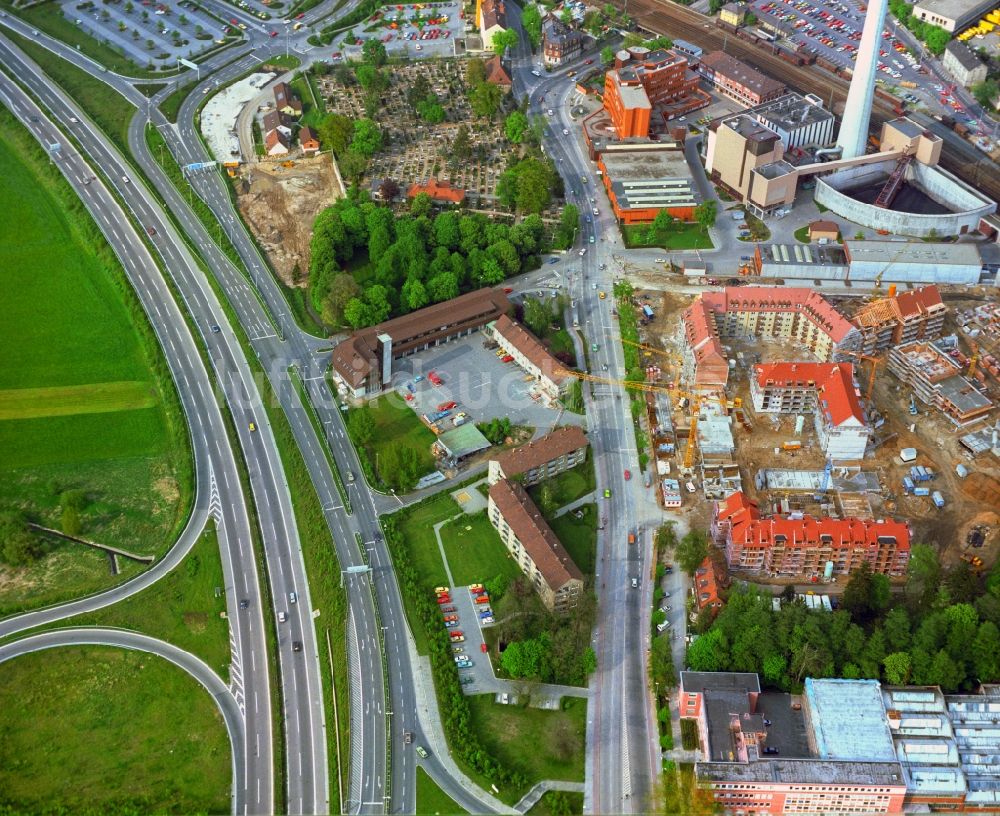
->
[281,160,295,168]
[813,459,833,502]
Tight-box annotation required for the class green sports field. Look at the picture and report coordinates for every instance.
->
[0,108,188,615]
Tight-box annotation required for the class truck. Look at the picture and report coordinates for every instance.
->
[914,486,931,497]
[782,440,802,451]
[931,491,945,508]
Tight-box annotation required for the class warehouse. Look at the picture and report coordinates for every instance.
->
[911,0,999,32]
[596,143,701,224]
[753,243,850,280]
[843,241,984,285]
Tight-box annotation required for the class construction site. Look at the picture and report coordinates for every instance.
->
[614,281,1000,582]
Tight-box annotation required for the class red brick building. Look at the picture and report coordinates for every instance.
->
[698,51,786,107]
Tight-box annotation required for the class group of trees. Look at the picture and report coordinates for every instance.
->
[496,156,560,214]
[518,295,575,365]
[309,191,548,328]
[405,73,446,124]
[494,576,597,686]
[520,3,543,49]
[465,58,505,120]
[687,544,1000,692]
[972,78,999,109]
[888,0,951,54]
[0,511,41,566]
[552,204,579,250]
[476,417,512,445]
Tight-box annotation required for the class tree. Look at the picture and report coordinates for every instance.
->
[0,511,41,566]
[651,632,677,688]
[843,562,880,624]
[318,113,353,157]
[407,74,431,109]
[350,118,383,157]
[906,543,941,613]
[560,6,573,24]
[348,409,376,444]
[971,621,1000,682]
[687,627,728,671]
[427,271,459,303]
[378,179,400,203]
[694,200,717,232]
[416,96,445,124]
[338,149,368,182]
[521,3,543,46]
[321,272,361,325]
[452,124,472,162]
[675,530,709,575]
[504,110,530,144]
[882,651,911,685]
[923,24,949,54]
[343,297,375,328]
[655,522,677,553]
[362,37,387,66]
[523,297,552,337]
[410,192,433,218]
[402,276,429,312]
[926,649,963,691]
[469,80,503,119]
[972,78,999,109]
[601,45,615,65]
[553,203,579,249]
[466,58,487,86]
[491,28,519,56]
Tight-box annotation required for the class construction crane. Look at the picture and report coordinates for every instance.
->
[813,458,833,502]
[968,339,979,379]
[840,351,882,400]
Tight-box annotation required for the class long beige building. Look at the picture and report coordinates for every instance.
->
[489,314,574,401]
[487,479,584,612]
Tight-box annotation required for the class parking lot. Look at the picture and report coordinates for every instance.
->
[340,1,463,59]
[437,583,497,694]
[58,0,235,69]
[391,332,584,433]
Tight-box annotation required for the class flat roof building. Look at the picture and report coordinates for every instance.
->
[487,479,583,612]
[911,0,998,32]
[596,143,701,224]
[844,240,983,285]
[806,678,897,761]
[330,288,510,398]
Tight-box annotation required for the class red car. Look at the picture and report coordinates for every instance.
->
[480,643,488,653]
[475,595,491,605]
[295,11,305,18]
[624,469,631,481]
[503,287,513,294]
[436,595,451,604]
[230,17,238,23]
[501,355,514,363]
[450,631,464,639]
[441,605,456,612]
[584,58,593,64]
[443,614,458,622]
[270,30,278,36]
[437,401,457,411]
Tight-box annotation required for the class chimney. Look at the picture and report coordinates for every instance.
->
[835,0,889,159]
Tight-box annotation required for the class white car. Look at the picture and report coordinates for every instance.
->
[547,108,554,116]
[655,257,665,263]
[562,128,569,135]
[579,248,586,256]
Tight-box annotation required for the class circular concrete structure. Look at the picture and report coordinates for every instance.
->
[815,159,996,238]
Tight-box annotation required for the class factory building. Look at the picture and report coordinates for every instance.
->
[595,143,701,223]
[851,285,947,354]
[682,287,862,390]
[697,51,787,107]
[682,671,1000,814]
[887,339,994,426]
[911,0,999,32]
[750,362,871,460]
[602,47,709,138]
[742,92,835,150]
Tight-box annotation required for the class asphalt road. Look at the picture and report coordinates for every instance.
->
[0,628,246,800]
[0,64,273,815]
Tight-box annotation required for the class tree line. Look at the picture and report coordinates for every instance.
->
[687,544,1000,692]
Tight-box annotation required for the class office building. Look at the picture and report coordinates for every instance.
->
[487,479,584,611]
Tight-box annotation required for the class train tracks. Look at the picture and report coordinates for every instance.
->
[611,0,1000,203]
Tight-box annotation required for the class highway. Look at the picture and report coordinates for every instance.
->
[0,66,273,814]
[505,20,662,813]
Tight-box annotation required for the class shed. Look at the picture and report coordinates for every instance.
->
[808,219,840,242]
[432,424,491,464]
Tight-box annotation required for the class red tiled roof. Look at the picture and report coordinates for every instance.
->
[485,55,512,87]
[265,129,289,150]
[406,178,465,203]
[753,362,865,427]
[299,126,320,148]
[488,479,583,589]
[683,300,729,388]
[892,284,944,321]
[695,556,725,610]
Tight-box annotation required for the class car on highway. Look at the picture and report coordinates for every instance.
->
[278,611,287,622]
[531,69,541,76]
[598,291,606,300]
[211,324,221,333]
[546,108,554,116]
[292,641,303,651]
[584,58,593,64]
[589,235,595,243]
[603,488,611,498]
[249,421,256,432]
[289,591,297,604]
[240,598,250,609]
[591,342,599,351]
[579,248,586,256]
[563,128,569,135]
[416,745,429,758]
[624,469,631,480]
[270,30,277,36]
[631,577,638,588]
[547,257,558,264]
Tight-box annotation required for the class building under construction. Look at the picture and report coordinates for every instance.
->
[851,284,947,354]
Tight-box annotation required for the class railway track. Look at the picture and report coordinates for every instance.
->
[610,0,1000,204]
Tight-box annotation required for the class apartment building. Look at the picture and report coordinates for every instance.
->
[330,288,510,398]
[888,340,994,426]
[489,314,573,400]
[750,362,870,460]
[477,0,507,49]
[942,40,988,87]
[541,14,584,66]
[852,285,947,355]
[714,491,911,577]
[603,46,708,138]
[487,479,584,612]
[682,671,1000,814]
[682,287,862,391]
[488,426,589,487]
[718,1,747,26]
[698,51,786,107]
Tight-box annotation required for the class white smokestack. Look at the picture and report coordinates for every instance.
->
[835,0,889,159]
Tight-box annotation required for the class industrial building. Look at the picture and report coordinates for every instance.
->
[602,47,709,138]
[887,339,994,426]
[697,51,787,107]
[330,288,511,398]
[487,426,589,487]
[911,0,999,32]
[487,479,583,612]
[681,672,1000,814]
[719,92,835,151]
[712,491,911,577]
[750,362,871,460]
[595,143,701,223]
[682,287,862,390]
[487,314,573,400]
[851,284,947,354]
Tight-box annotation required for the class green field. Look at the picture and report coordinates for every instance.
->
[439,511,523,588]
[347,396,438,490]
[416,767,466,815]
[0,646,230,813]
[527,451,596,509]
[0,108,187,614]
[622,223,714,250]
[547,503,598,577]
[467,696,587,789]
[527,791,585,816]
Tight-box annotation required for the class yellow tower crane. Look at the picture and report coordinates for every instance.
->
[840,351,883,400]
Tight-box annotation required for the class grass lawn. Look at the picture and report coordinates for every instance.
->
[42,526,230,679]
[0,108,188,616]
[161,80,198,124]
[622,223,713,250]
[439,510,522,588]
[347,396,437,489]
[290,72,326,131]
[547,503,597,577]
[794,226,811,243]
[0,646,230,813]
[527,791,585,815]
[467,696,587,789]
[416,767,466,815]
[7,31,136,155]
[527,451,595,509]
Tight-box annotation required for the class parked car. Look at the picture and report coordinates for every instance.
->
[434,586,449,594]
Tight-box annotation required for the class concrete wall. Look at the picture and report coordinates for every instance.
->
[815,161,997,238]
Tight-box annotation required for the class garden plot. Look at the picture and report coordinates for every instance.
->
[316,60,508,201]
[340,1,464,59]
[58,0,233,68]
